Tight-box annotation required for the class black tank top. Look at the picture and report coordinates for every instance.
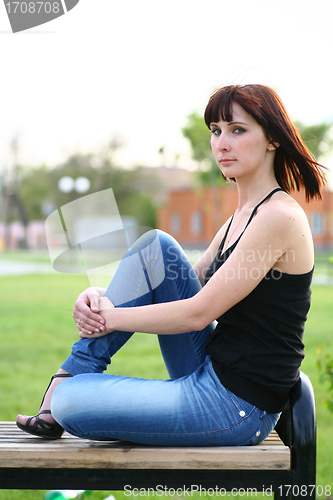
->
[205,188,285,281]
[205,188,313,413]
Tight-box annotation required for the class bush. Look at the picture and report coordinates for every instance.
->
[317,348,333,413]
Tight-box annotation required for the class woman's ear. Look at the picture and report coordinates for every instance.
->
[267,141,280,151]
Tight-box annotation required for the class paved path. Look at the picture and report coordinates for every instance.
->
[0,260,54,276]
[0,258,332,285]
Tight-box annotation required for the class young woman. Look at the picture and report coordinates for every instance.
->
[17,84,325,446]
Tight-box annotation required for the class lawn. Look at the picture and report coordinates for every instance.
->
[0,272,332,499]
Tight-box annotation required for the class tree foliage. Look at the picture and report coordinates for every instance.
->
[182,112,225,186]
[12,149,160,229]
[182,112,212,163]
[296,121,333,159]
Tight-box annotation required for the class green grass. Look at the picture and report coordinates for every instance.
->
[0,273,332,499]
[0,273,168,421]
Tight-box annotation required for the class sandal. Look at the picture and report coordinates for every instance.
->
[16,373,73,439]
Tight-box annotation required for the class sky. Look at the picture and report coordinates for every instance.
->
[1,0,333,181]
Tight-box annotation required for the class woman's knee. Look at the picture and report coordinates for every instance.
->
[51,378,77,426]
[131,229,178,255]
[156,230,182,253]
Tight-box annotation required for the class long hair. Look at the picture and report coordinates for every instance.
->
[204,84,326,200]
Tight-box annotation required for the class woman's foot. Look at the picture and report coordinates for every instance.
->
[16,369,72,439]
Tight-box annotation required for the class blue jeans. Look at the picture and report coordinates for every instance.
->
[51,230,280,446]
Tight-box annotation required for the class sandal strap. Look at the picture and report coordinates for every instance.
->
[17,375,73,439]
[40,373,73,408]
[26,410,55,432]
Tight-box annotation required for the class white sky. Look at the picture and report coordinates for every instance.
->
[1,0,333,178]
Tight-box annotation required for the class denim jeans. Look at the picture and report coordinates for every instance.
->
[51,230,280,446]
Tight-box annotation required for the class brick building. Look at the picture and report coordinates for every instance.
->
[158,185,333,250]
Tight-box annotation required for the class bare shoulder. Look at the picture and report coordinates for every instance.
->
[257,192,310,234]
[256,192,314,273]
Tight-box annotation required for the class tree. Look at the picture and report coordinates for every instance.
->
[182,112,225,186]
[1,136,29,248]
[16,145,161,232]
[181,112,227,234]
[182,112,211,164]
[296,121,333,160]
[16,164,52,220]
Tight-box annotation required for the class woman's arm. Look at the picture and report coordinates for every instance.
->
[78,201,313,339]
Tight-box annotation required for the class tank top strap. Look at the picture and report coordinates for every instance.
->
[244,187,285,230]
[217,214,234,253]
[218,187,285,260]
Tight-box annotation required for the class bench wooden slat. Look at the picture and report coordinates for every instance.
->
[0,422,290,471]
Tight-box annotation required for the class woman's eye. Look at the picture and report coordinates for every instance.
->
[233,127,245,134]
[210,129,221,136]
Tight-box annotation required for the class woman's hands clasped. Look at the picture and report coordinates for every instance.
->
[73,287,115,338]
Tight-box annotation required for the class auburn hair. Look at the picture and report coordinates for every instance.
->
[204,84,326,200]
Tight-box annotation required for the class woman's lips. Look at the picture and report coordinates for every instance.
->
[219,158,236,165]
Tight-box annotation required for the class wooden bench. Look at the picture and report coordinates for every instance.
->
[0,372,316,498]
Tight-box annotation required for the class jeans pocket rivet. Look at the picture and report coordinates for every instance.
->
[239,410,245,417]
[256,430,261,437]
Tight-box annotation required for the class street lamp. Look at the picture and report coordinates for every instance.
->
[58,176,75,193]
[58,176,91,194]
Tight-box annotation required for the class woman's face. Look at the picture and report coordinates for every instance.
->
[209,102,273,181]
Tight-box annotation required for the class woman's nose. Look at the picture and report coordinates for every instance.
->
[216,134,230,151]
